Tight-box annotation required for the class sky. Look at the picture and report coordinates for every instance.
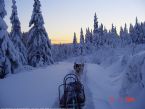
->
[5,0,145,44]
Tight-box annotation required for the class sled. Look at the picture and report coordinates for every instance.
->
[59,73,85,109]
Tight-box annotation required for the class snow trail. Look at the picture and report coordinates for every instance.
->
[85,63,120,109]
[0,62,73,108]
[81,64,95,109]
[0,62,123,109]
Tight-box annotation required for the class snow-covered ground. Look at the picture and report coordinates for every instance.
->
[0,45,145,109]
[0,62,73,108]
[1,61,115,108]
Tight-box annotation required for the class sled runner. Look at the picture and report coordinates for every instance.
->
[59,73,85,109]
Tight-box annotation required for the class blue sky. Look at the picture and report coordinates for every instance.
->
[5,0,145,43]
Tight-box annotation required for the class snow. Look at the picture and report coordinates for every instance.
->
[1,0,145,108]
[86,64,113,109]
[0,62,73,108]
[0,47,145,108]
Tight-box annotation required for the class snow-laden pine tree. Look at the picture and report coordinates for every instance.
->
[93,13,99,47]
[90,29,93,44]
[27,0,53,67]
[85,28,89,44]
[133,18,140,44]
[120,26,124,46]
[120,24,131,47]
[22,32,28,46]
[103,27,109,46]
[140,23,145,43]
[129,24,134,44]
[10,0,27,65]
[132,18,145,44]
[73,32,77,44]
[131,17,144,44]
[0,0,21,78]
[85,28,92,53]
[137,20,145,44]
[85,28,89,52]
[141,22,145,43]
[108,24,119,48]
[80,28,85,55]
[73,32,78,56]
[98,23,104,46]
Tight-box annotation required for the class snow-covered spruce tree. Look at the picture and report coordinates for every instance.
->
[124,24,132,45]
[85,28,92,53]
[103,27,109,46]
[27,0,53,67]
[0,0,21,78]
[73,32,78,56]
[80,28,85,55]
[120,24,131,47]
[90,29,93,44]
[120,26,124,47]
[98,23,104,46]
[93,13,99,47]
[140,22,145,43]
[108,24,119,48]
[141,22,145,43]
[131,17,144,44]
[10,0,27,65]
[22,32,28,46]
[85,28,89,44]
[137,21,145,44]
[133,18,140,44]
[129,24,134,44]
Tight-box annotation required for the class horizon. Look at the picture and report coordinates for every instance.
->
[5,0,145,44]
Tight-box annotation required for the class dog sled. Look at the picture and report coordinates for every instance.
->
[59,73,85,109]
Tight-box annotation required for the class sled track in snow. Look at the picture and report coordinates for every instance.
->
[52,64,95,109]
[82,65,95,109]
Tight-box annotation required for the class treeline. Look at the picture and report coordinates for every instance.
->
[52,13,145,61]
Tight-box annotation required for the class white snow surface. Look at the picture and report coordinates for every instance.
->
[0,62,72,108]
[0,45,145,108]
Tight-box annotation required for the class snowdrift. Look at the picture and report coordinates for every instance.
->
[119,51,145,108]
